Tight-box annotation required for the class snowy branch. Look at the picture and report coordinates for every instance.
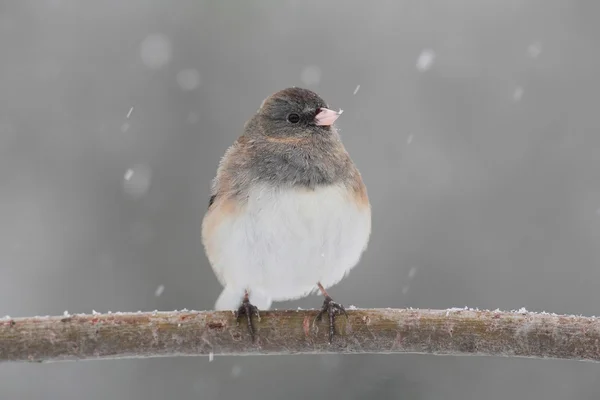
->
[1,308,600,363]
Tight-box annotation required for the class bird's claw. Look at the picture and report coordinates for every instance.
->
[313,296,348,343]
[236,299,260,341]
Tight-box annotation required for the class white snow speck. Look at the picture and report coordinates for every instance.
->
[154,284,165,297]
[321,253,325,258]
[2,315,10,320]
[140,34,172,70]
[126,107,134,119]
[209,352,214,362]
[513,86,524,101]
[63,310,70,317]
[353,85,361,95]
[300,65,322,86]
[347,305,358,310]
[407,134,414,144]
[408,267,417,279]
[123,164,152,199]
[416,49,435,71]
[176,69,201,91]
[231,365,242,377]
[517,307,528,313]
[124,169,134,181]
[92,310,99,315]
[527,42,542,58]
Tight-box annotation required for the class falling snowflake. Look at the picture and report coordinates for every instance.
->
[527,42,542,58]
[408,267,417,279]
[123,164,152,199]
[416,49,435,71]
[513,86,524,101]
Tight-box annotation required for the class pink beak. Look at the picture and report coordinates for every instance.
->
[314,107,343,126]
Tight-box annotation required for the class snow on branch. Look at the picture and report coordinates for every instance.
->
[1,307,600,363]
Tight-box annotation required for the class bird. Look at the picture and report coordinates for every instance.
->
[201,87,371,343]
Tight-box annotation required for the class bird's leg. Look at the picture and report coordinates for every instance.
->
[313,282,348,343]
[235,290,261,341]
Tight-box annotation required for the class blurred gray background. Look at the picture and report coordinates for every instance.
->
[2,0,600,399]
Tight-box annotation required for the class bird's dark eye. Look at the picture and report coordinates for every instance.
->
[287,113,300,123]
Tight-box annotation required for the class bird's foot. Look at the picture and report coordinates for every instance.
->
[313,295,348,343]
[235,298,261,341]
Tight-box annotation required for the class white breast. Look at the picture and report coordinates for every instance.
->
[207,183,371,310]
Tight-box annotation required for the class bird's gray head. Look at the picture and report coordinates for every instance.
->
[232,87,353,189]
[250,87,343,140]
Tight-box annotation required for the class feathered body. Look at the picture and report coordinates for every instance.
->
[202,88,371,311]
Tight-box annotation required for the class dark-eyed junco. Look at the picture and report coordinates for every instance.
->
[202,87,371,342]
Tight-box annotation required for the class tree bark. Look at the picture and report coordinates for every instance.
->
[1,308,599,363]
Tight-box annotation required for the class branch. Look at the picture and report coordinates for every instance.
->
[1,308,599,363]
